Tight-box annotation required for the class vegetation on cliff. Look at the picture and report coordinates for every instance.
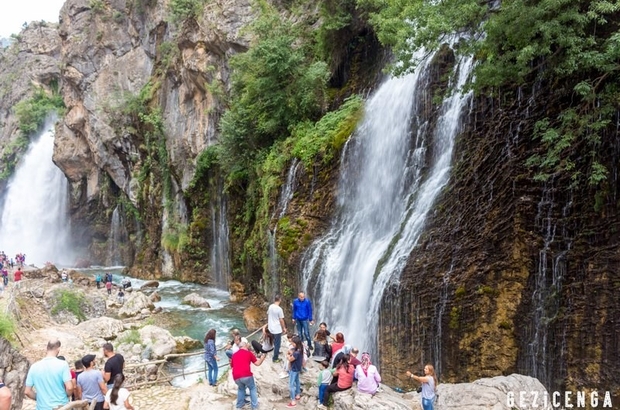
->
[360,0,620,189]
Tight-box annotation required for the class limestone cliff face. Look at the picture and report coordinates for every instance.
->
[0,22,61,188]
[52,0,253,274]
[378,80,620,402]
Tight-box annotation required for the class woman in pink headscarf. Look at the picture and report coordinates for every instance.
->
[355,352,381,395]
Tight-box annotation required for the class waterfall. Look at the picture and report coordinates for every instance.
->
[106,205,124,266]
[301,48,474,353]
[524,183,572,389]
[210,180,230,289]
[0,124,73,267]
[266,158,301,298]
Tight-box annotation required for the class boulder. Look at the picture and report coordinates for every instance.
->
[436,374,553,410]
[0,337,30,410]
[77,317,125,341]
[140,281,160,290]
[182,293,211,308]
[242,305,265,331]
[118,292,155,318]
[175,336,202,353]
[149,291,161,302]
[138,325,177,359]
[229,281,245,302]
[332,389,411,410]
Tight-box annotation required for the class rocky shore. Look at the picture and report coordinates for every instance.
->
[1,265,552,410]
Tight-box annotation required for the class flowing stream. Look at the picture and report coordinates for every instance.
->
[0,122,74,266]
[301,49,474,353]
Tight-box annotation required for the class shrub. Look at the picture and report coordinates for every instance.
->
[0,316,16,342]
[51,289,87,321]
[14,87,65,136]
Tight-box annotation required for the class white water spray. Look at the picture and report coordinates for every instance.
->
[301,48,474,353]
[0,124,73,266]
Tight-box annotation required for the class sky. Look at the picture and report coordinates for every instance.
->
[0,0,67,39]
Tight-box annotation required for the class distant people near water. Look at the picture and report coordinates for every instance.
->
[231,338,266,410]
[13,267,22,287]
[355,352,381,395]
[24,339,73,410]
[1,268,7,287]
[106,280,113,296]
[251,324,275,355]
[0,378,11,410]
[96,274,102,289]
[225,329,242,359]
[203,328,220,387]
[121,278,132,289]
[105,374,135,410]
[61,269,68,283]
[406,364,437,410]
[103,343,125,390]
[292,292,314,350]
[267,295,287,363]
[117,289,125,304]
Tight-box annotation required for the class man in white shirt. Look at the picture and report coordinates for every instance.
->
[267,295,287,362]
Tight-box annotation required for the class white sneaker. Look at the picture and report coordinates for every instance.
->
[317,404,327,409]
[279,372,289,379]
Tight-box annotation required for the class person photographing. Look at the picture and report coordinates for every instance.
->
[406,364,437,410]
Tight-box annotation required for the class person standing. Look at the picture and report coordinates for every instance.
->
[105,374,134,410]
[406,364,438,410]
[76,354,106,410]
[24,339,73,410]
[204,329,220,386]
[286,336,303,408]
[103,343,125,390]
[0,379,11,410]
[231,339,266,410]
[267,295,287,363]
[292,292,314,350]
[96,274,102,289]
[13,267,22,288]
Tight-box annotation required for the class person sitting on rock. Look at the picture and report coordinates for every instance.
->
[330,344,351,368]
[331,332,345,358]
[313,329,330,360]
[251,324,274,355]
[355,352,381,396]
[225,330,242,359]
[324,354,355,405]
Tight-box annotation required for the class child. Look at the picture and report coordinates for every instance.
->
[317,360,332,409]
[117,288,125,304]
[286,336,303,408]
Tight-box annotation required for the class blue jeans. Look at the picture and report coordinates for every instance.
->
[235,376,258,409]
[295,320,312,349]
[273,332,282,361]
[289,370,300,400]
[318,384,328,404]
[422,397,435,410]
[206,358,218,385]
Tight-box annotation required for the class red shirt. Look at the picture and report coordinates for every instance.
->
[14,270,22,281]
[231,348,257,380]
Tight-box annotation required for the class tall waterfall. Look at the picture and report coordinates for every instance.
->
[106,205,125,266]
[210,180,230,289]
[301,49,474,352]
[0,125,73,266]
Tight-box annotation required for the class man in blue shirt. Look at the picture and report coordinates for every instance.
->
[292,292,314,350]
[24,339,73,410]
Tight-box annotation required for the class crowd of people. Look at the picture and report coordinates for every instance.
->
[205,291,438,410]
[22,340,132,410]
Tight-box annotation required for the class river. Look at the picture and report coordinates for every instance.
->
[81,267,247,387]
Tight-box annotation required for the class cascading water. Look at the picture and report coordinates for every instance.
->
[523,183,572,389]
[301,48,474,353]
[106,205,125,266]
[266,158,301,298]
[210,180,230,289]
[0,123,73,266]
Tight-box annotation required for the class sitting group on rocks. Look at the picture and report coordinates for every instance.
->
[205,292,438,410]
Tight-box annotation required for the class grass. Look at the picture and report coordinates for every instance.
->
[0,316,16,342]
[51,289,86,321]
